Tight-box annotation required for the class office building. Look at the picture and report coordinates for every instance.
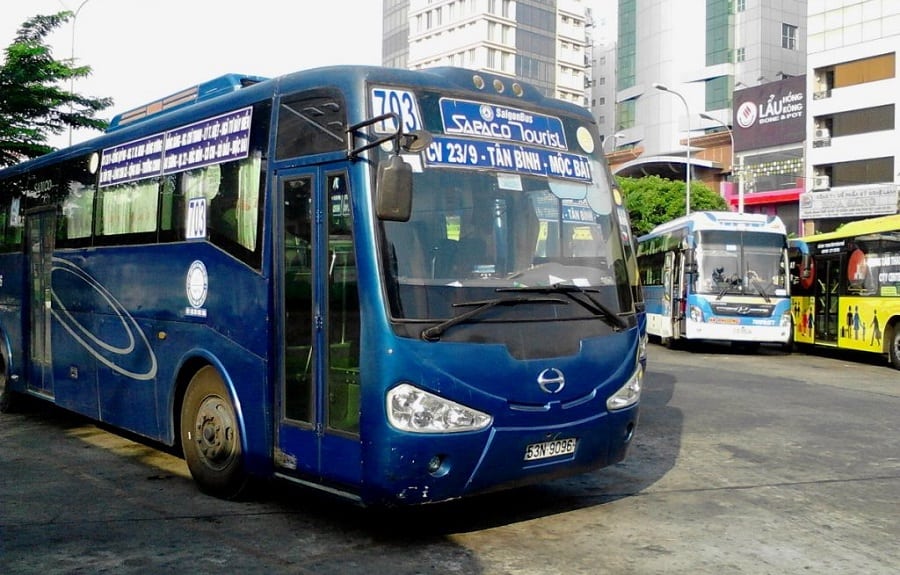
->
[382,0,593,107]
[608,0,807,232]
[803,0,900,234]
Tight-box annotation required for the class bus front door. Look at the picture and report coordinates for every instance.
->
[814,255,841,344]
[660,250,679,342]
[24,208,55,398]
[275,167,362,491]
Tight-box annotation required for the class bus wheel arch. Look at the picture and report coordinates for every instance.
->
[178,362,250,499]
[0,340,19,413]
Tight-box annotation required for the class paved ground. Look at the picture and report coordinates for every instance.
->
[1,343,898,574]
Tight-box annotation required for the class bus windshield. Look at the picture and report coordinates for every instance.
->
[696,230,788,297]
[381,161,632,322]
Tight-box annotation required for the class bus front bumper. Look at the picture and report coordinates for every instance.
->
[367,404,639,505]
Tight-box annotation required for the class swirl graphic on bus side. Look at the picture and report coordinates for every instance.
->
[50,257,158,380]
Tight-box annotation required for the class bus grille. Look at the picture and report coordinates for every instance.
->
[709,303,775,317]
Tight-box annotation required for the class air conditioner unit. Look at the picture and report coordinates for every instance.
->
[812,175,830,190]
[813,127,830,140]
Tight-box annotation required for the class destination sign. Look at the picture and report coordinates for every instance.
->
[99,107,252,187]
[440,99,568,150]
[424,136,591,183]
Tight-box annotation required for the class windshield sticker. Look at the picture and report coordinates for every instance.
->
[425,136,591,183]
[562,201,595,223]
[99,107,252,187]
[497,173,523,191]
[440,99,567,150]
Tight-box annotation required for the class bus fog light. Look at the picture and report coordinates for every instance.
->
[607,366,642,411]
[387,383,492,433]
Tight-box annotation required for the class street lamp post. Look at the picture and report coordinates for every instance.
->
[61,0,92,146]
[699,112,743,214]
[652,83,691,215]
[603,131,625,153]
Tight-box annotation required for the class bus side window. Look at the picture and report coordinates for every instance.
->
[209,163,239,240]
[0,194,24,252]
[327,173,360,434]
[209,153,264,261]
[159,175,180,239]
[57,156,97,248]
[276,91,347,160]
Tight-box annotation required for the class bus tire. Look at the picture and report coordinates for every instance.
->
[0,354,19,413]
[180,366,249,499]
[888,325,900,370]
[732,341,760,353]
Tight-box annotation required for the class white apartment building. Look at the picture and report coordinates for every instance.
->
[384,0,593,107]
[803,0,900,234]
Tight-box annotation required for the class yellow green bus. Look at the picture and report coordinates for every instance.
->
[790,214,900,368]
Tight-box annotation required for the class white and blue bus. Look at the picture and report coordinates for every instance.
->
[0,66,643,505]
[636,211,792,349]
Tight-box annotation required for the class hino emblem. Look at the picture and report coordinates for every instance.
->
[537,368,566,394]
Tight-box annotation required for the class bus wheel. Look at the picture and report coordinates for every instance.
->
[0,356,19,413]
[180,366,249,499]
[662,336,678,349]
[731,341,760,353]
[889,326,900,370]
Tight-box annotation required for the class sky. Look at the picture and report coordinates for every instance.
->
[1,0,383,148]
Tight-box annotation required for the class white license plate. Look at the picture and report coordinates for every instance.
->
[524,438,578,461]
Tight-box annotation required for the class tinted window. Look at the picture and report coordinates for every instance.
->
[276,90,347,159]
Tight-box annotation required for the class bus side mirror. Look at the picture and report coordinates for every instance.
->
[375,155,412,222]
[788,242,811,279]
[684,249,698,274]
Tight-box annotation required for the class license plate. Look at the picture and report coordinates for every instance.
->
[524,438,577,461]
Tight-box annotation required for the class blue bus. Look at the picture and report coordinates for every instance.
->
[636,211,792,349]
[0,66,643,505]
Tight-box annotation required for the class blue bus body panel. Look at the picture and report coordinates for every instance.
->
[44,244,270,443]
[357,326,640,504]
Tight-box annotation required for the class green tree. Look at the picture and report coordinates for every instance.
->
[617,175,728,236]
[0,11,112,167]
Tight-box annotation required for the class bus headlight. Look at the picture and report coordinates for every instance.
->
[607,365,642,411]
[387,383,492,433]
[781,310,792,327]
[689,305,704,322]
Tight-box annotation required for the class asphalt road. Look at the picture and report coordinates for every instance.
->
[1,343,898,574]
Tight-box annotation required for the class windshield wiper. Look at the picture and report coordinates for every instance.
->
[716,275,742,300]
[421,296,567,342]
[747,273,771,302]
[498,283,627,331]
